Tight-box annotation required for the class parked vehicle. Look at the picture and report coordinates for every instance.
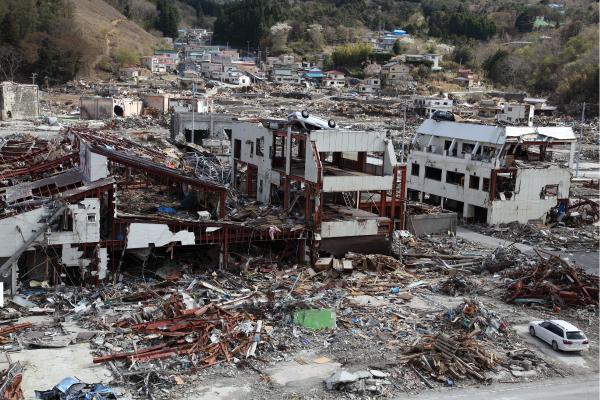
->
[432,110,455,121]
[529,320,589,352]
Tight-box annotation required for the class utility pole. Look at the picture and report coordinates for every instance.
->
[191,82,195,145]
[31,73,37,86]
[401,103,406,163]
[575,102,585,177]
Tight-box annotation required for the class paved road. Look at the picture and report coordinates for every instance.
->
[395,375,600,400]
[456,226,599,276]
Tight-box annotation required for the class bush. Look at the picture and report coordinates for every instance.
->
[332,43,373,68]
[97,56,113,72]
[115,48,140,67]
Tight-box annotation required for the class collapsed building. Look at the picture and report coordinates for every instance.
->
[230,111,406,255]
[0,110,409,293]
[407,119,576,224]
[80,96,143,119]
[0,129,305,294]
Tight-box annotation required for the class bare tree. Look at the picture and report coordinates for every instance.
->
[0,46,23,82]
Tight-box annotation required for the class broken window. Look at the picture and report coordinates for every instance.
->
[482,178,490,192]
[462,143,475,154]
[256,137,264,156]
[425,166,442,181]
[234,139,241,158]
[542,184,558,198]
[411,163,420,177]
[495,173,517,199]
[469,175,480,189]
[87,214,97,223]
[446,171,465,186]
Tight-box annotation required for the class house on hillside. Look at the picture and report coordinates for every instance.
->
[381,61,413,90]
[322,70,346,88]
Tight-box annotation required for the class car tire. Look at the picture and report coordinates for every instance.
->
[552,341,559,351]
[529,327,536,337]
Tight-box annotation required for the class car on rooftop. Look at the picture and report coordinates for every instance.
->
[529,319,589,352]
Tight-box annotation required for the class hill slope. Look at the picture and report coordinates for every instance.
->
[71,0,161,77]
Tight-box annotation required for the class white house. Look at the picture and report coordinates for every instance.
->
[497,103,534,126]
[413,96,453,117]
[322,70,346,88]
[407,119,576,224]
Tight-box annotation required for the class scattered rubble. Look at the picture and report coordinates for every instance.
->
[504,251,599,307]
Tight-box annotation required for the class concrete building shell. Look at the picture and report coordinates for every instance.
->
[407,119,576,225]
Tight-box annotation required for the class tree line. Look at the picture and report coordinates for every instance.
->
[0,0,81,84]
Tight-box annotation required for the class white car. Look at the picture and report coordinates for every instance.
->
[529,320,589,352]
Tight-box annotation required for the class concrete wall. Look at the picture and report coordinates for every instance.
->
[126,223,196,249]
[0,198,101,258]
[322,175,394,192]
[408,213,457,236]
[114,99,143,117]
[230,122,274,203]
[171,113,234,141]
[143,94,171,113]
[320,219,379,238]
[311,130,388,153]
[80,97,113,120]
[48,199,102,245]
[0,82,39,120]
[80,143,109,183]
[408,151,493,209]
[488,166,571,224]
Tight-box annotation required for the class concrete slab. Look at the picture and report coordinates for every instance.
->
[9,342,111,399]
[0,316,111,400]
[266,351,341,390]
[181,379,252,400]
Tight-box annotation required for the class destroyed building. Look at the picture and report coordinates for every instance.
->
[0,128,309,294]
[80,96,143,119]
[0,82,39,120]
[407,119,576,224]
[171,112,234,153]
[230,111,406,256]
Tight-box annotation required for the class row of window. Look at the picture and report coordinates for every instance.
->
[411,163,490,192]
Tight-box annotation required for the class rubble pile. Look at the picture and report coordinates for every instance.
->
[447,298,508,337]
[0,362,24,400]
[469,222,599,251]
[79,287,264,396]
[504,253,599,307]
[111,114,170,130]
[401,235,486,272]
[324,369,392,395]
[437,277,477,296]
[482,245,530,273]
[404,333,501,384]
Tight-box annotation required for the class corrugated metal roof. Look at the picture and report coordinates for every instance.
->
[416,120,506,144]
[505,126,576,140]
[417,120,576,143]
